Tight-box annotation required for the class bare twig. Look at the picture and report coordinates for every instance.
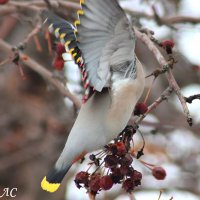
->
[125,8,200,25]
[185,94,200,104]
[0,39,81,109]
[0,0,79,16]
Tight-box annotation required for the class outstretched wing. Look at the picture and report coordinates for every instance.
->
[43,12,81,64]
[43,11,93,102]
[76,0,136,91]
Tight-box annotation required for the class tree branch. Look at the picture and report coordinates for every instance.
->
[125,8,200,25]
[185,94,200,104]
[135,29,193,126]
[0,39,81,109]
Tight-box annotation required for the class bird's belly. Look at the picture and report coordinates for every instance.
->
[105,79,144,140]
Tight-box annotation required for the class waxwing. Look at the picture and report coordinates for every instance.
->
[41,0,145,193]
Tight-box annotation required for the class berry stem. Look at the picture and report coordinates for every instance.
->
[33,35,42,52]
[158,190,163,200]
[18,63,26,80]
[86,163,93,173]
[88,192,96,200]
[138,129,145,150]
[45,30,52,56]
[144,77,156,104]
[92,161,105,175]
[139,160,155,169]
[0,58,10,67]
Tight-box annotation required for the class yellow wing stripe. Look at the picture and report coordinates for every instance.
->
[69,48,75,54]
[41,176,60,193]
[74,20,81,27]
[54,28,60,34]
[77,10,84,16]
[65,41,71,46]
[76,57,81,63]
[72,53,77,58]
[60,33,66,39]
[80,0,85,6]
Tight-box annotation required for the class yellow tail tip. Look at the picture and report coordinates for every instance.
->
[41,176,60,193]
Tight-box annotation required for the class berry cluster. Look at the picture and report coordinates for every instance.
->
[53,43,66,70]
[74,126,143,196]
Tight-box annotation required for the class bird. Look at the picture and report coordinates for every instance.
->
[41,0,145,193]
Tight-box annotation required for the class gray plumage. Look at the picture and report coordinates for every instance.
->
[78,0,136,91]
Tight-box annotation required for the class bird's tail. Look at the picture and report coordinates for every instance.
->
[41,164,71,193]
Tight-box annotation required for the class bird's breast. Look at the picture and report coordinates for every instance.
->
[105,60,145,139]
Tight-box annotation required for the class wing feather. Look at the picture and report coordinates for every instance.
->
[77,0,136,91]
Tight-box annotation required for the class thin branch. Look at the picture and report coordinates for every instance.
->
[185,94,200,104]
[0,39,81,109]
[125,8,200,25]
[0,0,80,16]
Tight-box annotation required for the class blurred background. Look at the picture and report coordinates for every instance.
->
[0,0,200,200]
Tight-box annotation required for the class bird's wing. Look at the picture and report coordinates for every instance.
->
[77,0,136,92]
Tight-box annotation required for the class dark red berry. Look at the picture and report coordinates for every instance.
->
[75,171,89,188]
[162,40,175,54]
[99,175,113,190]
[53,56,64,70]
[134,102,148,116]
[89,154,96,161]
[116,142,127,156]
[89,174,101,192]
[0,0,9,4]
[131,170,142,181]
[110,168,124,183]
[122,178,135,193]
[119,154,133,166]
[162,40,174,49]
[104,155,118,168]
[56,43,66,55]
[120,166,129,176]
[120,166,133,176]
[108,144,118,154]
[152,166,166,180]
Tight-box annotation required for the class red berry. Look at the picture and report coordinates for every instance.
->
[56,43,66,56]
[162,40,174,48]
[108,144,118,154]
[104,155,118,168]
[162,40,175,54]
[116,142,127,156]
[89,174,101,192]
[134,102,148,116]
[120,166,134,176]
[152,166,166,180]
[110,168,124,183]
[99,175,113,190]
[119,154,133,166]
[0,0,9,4]
[122,178,135,193]
[131,170,142,181]
[53,56,64,70]
[75,171,89,188]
